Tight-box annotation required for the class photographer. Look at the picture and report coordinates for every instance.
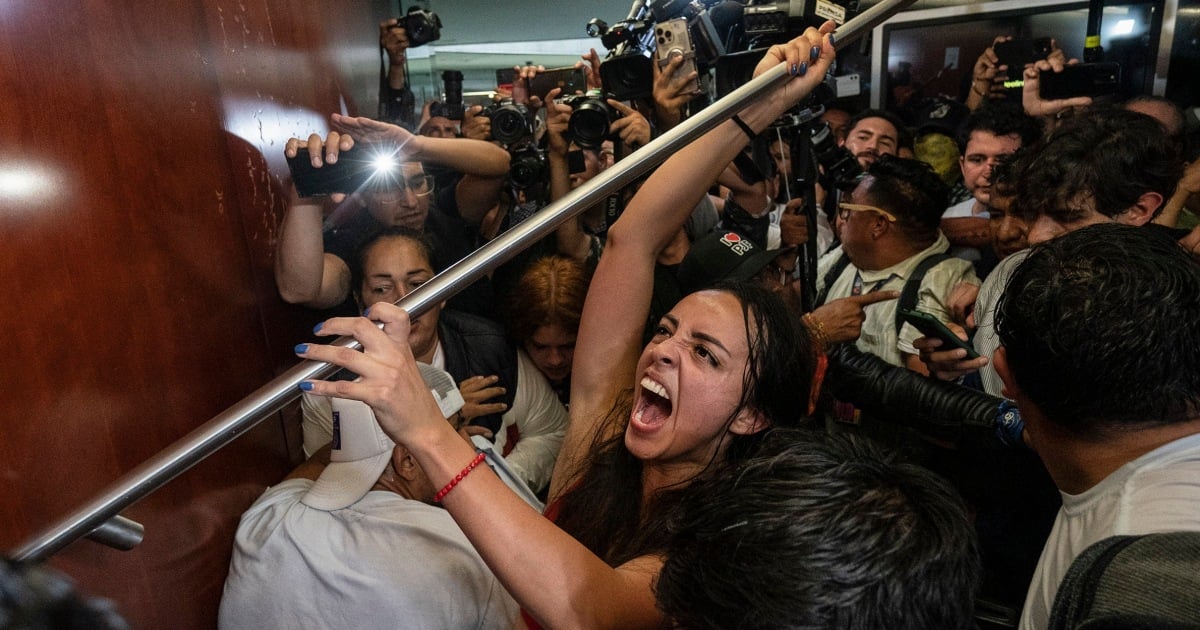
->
[417,101,459,139]
[379,19,416,130]
[275,120,509,317]
[544,87,611,265]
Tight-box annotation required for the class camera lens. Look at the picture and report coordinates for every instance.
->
[568,99,612,150]
[489,104,532,145]
[441,70,464,120]
[509,149,547,190]
[586,18,608,38]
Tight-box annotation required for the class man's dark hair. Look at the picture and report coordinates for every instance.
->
[1011,108,1181,223]
[957,102,1043,153]
[864,154,951,244]
[657,430,980,630]
[997,223,1200,435]
[844,108,908,145]
[1123,94,1186,138]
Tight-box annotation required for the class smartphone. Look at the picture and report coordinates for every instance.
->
[1039,62,1121,100]
[528,66,589,101]
[286,146,388,197]
[654,18,701,95]
[994,38,1038,71]
[897,308,980,359]
[495,67,516,88]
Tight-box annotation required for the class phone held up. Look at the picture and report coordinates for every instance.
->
[528,66,589,101]
[897,308,980,360]
[993,37,1053,94]
[1039,62,1121,100]
[993,37,1053,72]
[654,18,701,95]
[286,146,399,197]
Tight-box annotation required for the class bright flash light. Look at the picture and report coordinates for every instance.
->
[1112,19,1135,36]
[371,151,400,175]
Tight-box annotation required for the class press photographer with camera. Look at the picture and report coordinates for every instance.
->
[378,7,442,131]
[543,86,614,265]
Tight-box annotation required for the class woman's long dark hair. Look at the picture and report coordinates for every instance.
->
[553,282,818,565]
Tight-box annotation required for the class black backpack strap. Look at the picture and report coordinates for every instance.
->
[816,252,851,306]
[895,253,953,335]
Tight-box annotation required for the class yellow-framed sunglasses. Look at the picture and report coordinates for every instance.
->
[837,203,898,223]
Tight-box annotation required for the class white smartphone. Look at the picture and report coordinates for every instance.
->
[654,18,701,95]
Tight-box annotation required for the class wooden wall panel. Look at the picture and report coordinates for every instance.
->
[0,1,390,627]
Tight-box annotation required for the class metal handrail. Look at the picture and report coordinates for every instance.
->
[9,0,914,563]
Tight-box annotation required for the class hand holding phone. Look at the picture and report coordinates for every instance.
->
[898,308,980,359]
[287,145,391,197]
[994,38,1037,73]
[528,66,588,101]
[654,18,701,95]
[1039,62,1121,100]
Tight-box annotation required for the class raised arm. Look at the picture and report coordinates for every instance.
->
[543,88,594,262]
[406,128,511,227]
[965,36,1010,111]
[275,132,356,308]
[558,23,839,496]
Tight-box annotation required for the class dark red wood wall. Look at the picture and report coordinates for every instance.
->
[0,1,389,627]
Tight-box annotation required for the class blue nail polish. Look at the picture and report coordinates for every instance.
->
[790,63,799,76]
[312,322,323,334]
[362,307,371,318]
[798,61,808,76]
[810,45,821,61]
[294,343,309,354]
[299,381,314,391]
[829,33,836,47]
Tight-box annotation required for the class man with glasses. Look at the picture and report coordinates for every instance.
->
[275,119,510,317]
[816,154,977,371]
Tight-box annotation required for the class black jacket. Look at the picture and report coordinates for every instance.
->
[439,309,518,435]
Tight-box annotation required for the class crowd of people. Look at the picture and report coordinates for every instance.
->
[212,15,1200,630]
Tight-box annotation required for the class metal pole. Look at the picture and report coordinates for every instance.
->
[9,0,915,563]
[84,515,144,551]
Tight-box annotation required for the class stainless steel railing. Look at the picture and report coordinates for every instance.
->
[9,0,915,563]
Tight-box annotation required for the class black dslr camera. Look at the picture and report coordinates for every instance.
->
[401,6,442,47]
[810,121,862,190]
[482,100,534,146]
[508,144,549,191]
[429,70,465,120]
[563,93,620,150]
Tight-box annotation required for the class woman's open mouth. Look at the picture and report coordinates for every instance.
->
[633,376,673,428]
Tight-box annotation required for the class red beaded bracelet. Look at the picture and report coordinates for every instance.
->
[434,452,487,503]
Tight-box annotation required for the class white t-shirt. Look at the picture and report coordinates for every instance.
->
[219,478,518,630]
[1020,432,1200,629]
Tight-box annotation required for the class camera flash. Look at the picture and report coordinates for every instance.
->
[371,153,399,174]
